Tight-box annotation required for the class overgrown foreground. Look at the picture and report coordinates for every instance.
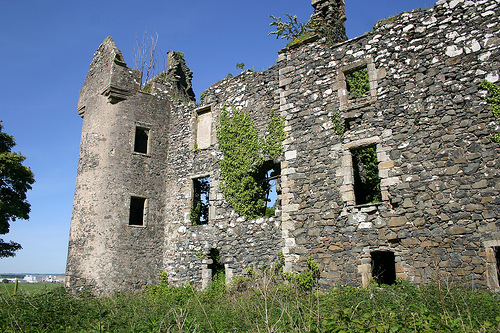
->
[1,275,499,332]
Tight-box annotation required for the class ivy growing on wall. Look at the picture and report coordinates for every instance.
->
[217,106,285,219]
[480,79,500,144]
[262,110,286,158]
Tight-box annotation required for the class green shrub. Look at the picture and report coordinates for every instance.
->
[269,14,308,41]
[346,67,370,99]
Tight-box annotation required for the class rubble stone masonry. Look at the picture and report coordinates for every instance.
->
[66,0,500,293]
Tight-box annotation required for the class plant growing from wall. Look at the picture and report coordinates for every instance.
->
[330,110,344,136]
[173,51,184,60]
[268,14,308,41]
[190,202,201,225]
[480,79,500,144]
[217,106,285,219]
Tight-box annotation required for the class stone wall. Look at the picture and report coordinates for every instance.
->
[161,67,285,287]
[67,0,500,293]
[277,0,499,288]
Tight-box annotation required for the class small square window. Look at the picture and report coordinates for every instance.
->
[134,127,149,154]
[337,59,377,111]
[129,196,146,226]
[371,251,396,285]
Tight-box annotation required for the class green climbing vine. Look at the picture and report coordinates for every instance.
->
[217,106,285,219]
[262,110,286,159]
[480,79,500,144]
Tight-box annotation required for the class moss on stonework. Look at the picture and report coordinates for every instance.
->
[287,31,315,47]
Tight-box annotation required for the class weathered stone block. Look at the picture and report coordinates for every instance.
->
[389,217,407,227]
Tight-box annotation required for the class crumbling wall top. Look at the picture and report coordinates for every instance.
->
[78,36,142,114]
[310,0,347,44]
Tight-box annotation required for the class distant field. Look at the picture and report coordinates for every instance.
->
[0,282,63,296]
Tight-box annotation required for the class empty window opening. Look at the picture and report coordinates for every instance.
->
[129,196,146,226]
[208,248,224,281]
[255,161,281,217]
[352,145,381,205]
[371,251,396,285]
[345,117,362,131]
[495,247,500,284]
[191,176,210,225]
[134,127,149,154]
[346,66,369,102]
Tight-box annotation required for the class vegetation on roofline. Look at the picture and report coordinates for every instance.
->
[268,10,345,48]
[373,14,399,29]
[287,31,316,47]
[173,51,184,60]
[268,13,319,48]
[268,14,308,41]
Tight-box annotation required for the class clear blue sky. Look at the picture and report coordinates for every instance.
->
[0,0,436,274]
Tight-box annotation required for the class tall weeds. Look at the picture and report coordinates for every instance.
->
[1,276,499,332]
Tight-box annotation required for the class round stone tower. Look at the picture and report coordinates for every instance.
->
[65,37,172,292]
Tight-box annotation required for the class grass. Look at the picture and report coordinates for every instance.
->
[287,30,315,47]
[0,282,62,296]
[0,276,499,332]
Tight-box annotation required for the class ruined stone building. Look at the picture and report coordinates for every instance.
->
[66,0,500,292]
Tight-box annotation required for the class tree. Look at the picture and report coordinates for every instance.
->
[134,31,159,87]
[0,122,34,258]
